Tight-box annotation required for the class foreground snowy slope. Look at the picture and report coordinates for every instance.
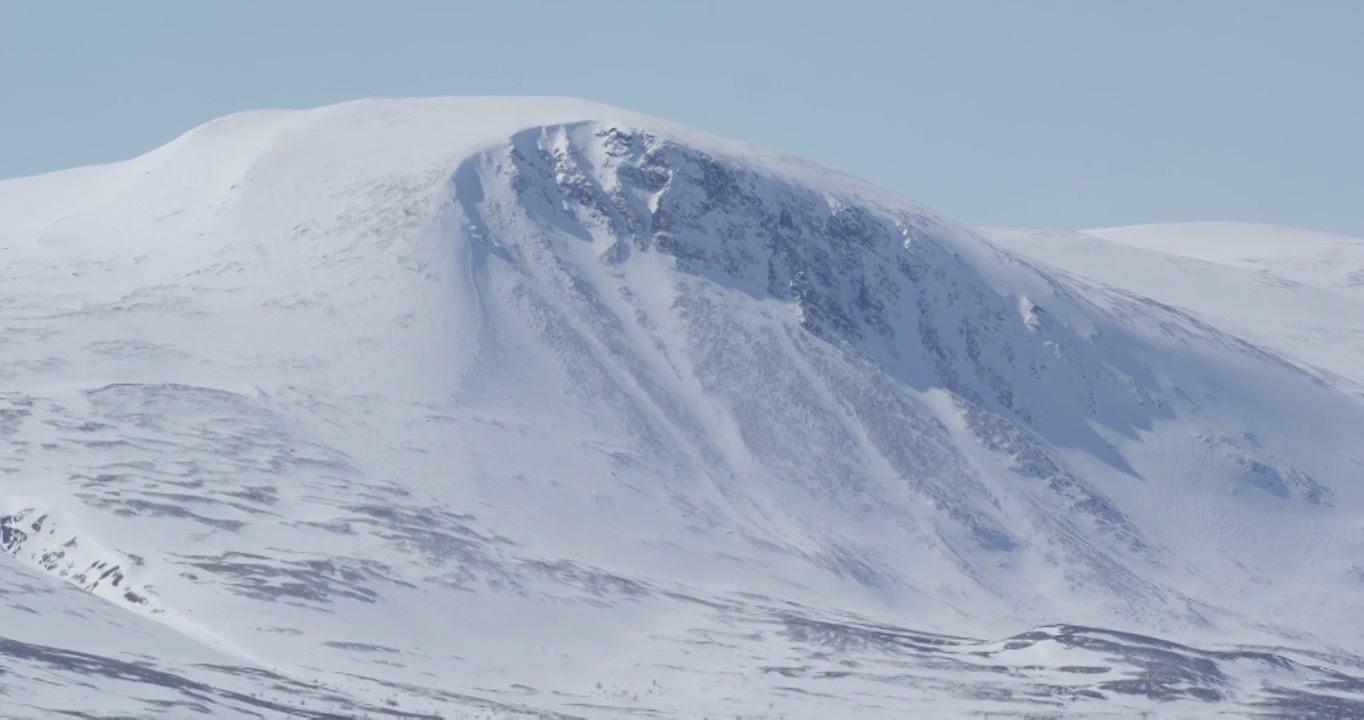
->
[3,98,1364,718]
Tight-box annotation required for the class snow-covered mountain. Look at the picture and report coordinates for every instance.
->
[983,222,1364,398]
[3,97,1363,719]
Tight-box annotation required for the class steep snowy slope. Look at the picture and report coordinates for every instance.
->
[4,98,1364,718]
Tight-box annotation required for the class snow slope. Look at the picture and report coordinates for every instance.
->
[3,98,1364,718]
[1089,222,1364,291]
[984,223,1364,397]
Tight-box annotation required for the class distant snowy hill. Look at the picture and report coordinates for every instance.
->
[3,98,1363,718]
[984,222,1364,397]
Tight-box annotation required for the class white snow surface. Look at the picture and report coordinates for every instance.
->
[985,222,1364,399]
[3,97,1363,718]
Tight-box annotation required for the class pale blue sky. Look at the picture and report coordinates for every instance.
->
[3,1,1361,235]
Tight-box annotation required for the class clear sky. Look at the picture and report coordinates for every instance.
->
[3,1,1361,236]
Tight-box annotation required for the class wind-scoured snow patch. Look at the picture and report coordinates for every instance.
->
[0,507,158,611]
